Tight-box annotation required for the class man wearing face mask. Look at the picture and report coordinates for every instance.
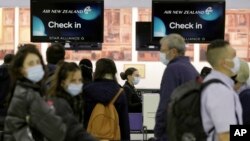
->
[120,67,142,113]
[201,40,242,141]
[155,34,199,141]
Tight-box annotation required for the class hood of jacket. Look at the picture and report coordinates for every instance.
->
[83,79,123,104]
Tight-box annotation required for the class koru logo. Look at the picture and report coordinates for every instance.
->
[205,7,213,15]
[84,6,92,14]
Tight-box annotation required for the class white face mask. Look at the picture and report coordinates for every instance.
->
[228,57,240,75]
[160,52,170,65]
[132,77,140,85]
[66,83,83,96]
[25,65,44,83]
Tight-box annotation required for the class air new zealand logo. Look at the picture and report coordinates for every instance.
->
[205,7,213,15]
[84,6,92,14]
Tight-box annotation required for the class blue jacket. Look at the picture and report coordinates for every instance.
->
[239,88,250,125]
[154,56,199,140]
[83,79,130,140]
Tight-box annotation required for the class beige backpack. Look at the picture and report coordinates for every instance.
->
[87,88,123,140]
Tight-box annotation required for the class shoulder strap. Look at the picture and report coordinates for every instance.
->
[110,88,123,104]
[201,79,227,90]
[233,96,240,125]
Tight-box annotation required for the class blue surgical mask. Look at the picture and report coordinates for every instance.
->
[133,77,140,85]
[66,83,83,96]
[25,65,45,83]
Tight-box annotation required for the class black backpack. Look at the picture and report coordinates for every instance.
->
[167,78,225,141]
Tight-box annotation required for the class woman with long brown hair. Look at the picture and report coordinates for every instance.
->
[4,44,66,141]
[47,61,97,141]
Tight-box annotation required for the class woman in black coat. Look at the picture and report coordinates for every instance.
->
[47,61,97,141]
[83,58,130,140]
[120,67,142,113]
[4,44,66,141]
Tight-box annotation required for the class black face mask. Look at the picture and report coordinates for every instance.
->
[231,75,238,84]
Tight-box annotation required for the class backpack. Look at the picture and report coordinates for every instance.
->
[87,88,123,140]
[167,78,225,141]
